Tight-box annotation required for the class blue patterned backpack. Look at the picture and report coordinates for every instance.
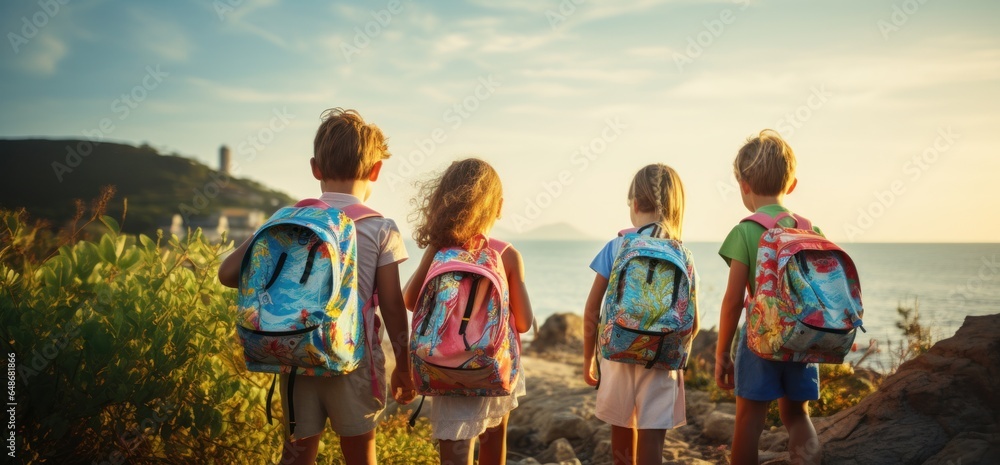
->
[235,199,381,436]
[598,224,696,372]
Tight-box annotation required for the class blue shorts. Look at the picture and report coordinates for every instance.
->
[735,329,820,402]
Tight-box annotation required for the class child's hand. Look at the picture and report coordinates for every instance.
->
[715,352,735,390]
[390,365,417,405]
[583,360,599,387]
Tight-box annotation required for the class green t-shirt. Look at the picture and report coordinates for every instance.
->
[718,204,823,295]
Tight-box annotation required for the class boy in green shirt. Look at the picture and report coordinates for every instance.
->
[716,130,821,465]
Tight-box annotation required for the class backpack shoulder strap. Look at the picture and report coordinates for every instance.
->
[618,227,639,237]
[341,204,382,222]
[487,238,511,255]
[292,199,383,222]
[790,214,812,231]
[294,198,328,208]
[742,211,813,230]
[742,212,780,230]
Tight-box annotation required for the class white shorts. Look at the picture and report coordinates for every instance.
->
[429,369,526,441]
[594,358,686,430]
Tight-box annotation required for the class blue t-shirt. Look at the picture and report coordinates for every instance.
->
[590,236,626,279]
[590,225,699,288]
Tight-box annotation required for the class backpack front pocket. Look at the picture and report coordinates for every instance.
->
[605,324,683,369]
[237,325,328,369]
[782,320,855,361]
[419,359,511,396]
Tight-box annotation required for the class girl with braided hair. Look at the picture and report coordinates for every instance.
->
[582,164,700,465]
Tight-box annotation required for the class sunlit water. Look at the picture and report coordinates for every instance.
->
[400,241,1000,369]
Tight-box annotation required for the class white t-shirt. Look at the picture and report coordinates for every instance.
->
[318,192,408,304]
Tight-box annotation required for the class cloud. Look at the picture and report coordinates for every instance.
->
[15,34,67,76]
[130,8,193,62]
[626,46,679,59]
[522,67,657,84]
[503,82,585,98]
[185,77,334,103]
[218,0,289,49]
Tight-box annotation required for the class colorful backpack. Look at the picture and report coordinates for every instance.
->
[743,212,864,364]
[599,224,696,371]
[410,236,520,397]
[235,199,381,435]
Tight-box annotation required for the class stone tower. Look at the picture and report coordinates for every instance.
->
[219,145,231,174]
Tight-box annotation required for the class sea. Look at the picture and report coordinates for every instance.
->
[399,241,1000,370]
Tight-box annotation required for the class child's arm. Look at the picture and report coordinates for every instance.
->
[716,260,749,390]
[402,248,436,310]
[502,247,533,333]
[376,262,417,405]
[218,237,253,288]
[582,273,608,387]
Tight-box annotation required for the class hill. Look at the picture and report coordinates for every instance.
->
[493,222,597,241]
[0,138,294,235]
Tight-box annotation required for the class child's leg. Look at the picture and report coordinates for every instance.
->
[636,429,666,465]
[280,436,320,465]
[438,438,474,465]
[732,396,769,465]
[476,414,509,465]
[610,425,637,465]
[340,429,377,465]
[778,397,819,465]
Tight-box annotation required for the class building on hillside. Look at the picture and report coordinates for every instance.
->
[219,145,232,175]
[169,207,265,243]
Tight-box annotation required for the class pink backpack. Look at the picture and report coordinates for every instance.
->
[744,212,865,364]
[409,236,520,397]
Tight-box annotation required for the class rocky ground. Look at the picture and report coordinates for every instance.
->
[389,313,1000,464]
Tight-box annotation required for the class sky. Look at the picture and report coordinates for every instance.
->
[1,0,998,243]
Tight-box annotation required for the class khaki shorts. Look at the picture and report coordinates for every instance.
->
[278,345,387,439]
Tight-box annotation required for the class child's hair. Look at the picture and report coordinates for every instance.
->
[412,158,503,249]
[628,163,685,240]
[733,129,797,196]
[313,108,390,181]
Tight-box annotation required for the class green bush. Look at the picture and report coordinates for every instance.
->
[0,209,438,464]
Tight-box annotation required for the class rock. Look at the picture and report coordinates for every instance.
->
[534,438,577,463]
[816,314,1000,464]
[515,459,541,465]
[684,389,716,422]
[526,313,584,355]
[663,458,715,465]
[759,426,788,452]
[592,439,612,463]
[702,411,736,444]
[689,328,719,366]
[541,412,592,444]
